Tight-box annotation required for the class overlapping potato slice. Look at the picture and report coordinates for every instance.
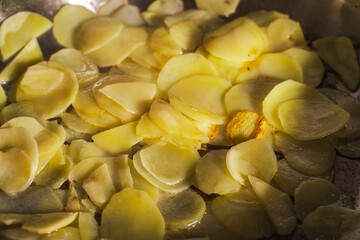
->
[283,48,324,87]
[168,75,231,124]
[130,42,163,69]
[79,212,99,240]
[274,132,335,175]
[112,4,145,26]
[312,36,360,91]
[42,227,81,240]
[273,159,333,197]
[302,205,360,240]
[226,138,277,186]
[0,39,43,83]
[249,176,297,235]
[196,149,240,195]
[97,0,127,16]
[294,179,353,221]
[115,58,159,83]
[168,21,203,51]
[0,227,41,240]
[150,27,182,58]
[53,5,95,48]
[245,10,288,27]
[203,17,267,62]
[101,188,165,240]
[209,188,274,239]
[147,0,184,16]
[195,0,240,17]
[0,11,52,60]
[60,112,99,135]
[235,52,303,83]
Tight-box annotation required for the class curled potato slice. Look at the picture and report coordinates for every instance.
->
[204,17,268,62]
[0,11,52,60]
[53,5,95,48]
[101,188,165,240]
[195,149,240,195]
[274,132,335,175]
[249,176,297,235]
[157,53,218,91]
[294,179,353,221]
[226,138,277,186]
[168,75,231,124]
[302,205,360,240]
[157,188,206,229]
[195,0,240,17]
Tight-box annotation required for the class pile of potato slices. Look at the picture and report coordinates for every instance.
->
[0,0,359,239]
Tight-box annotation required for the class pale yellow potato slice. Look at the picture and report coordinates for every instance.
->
[206,52,243,83]
[1,116,44,136]
[141,11,165,27]
[283,48,324,87]
[82,163,116,208]
[302,205,360,240]
[235,52,303,83]
[168,75,231,124]
[226,138,277,186]
[0,11,52,60]
[22,212,78,234]
[74,17,124,54]
[60,112,99,134]
[294,179,353,221]
[79,212,99,240]
[139,141,199,185]
[101,188,165,240]
[97,0,127,16]
[278,99,349,140]
[92,121,143,154]
[262,79,333,131]
[49,48,99,87]
[312,36,360,91]
[149,100,209,142]
[157,53,218,91]
[195,0,240,17]
[0,227,41,240]
[150,26,182,58]
[203,17,268,62]
[249,176,297,235]
[129,41,163,69]
[266,18,306,52]
[147,0,184,15]
[273,159,334,197]
[0,86,5,110]
[112,4,145,26]
[53,5,95,48]
[99,81,157,114]
[157,188,206,229]
[64,184,81,212]
[225,81,278,115]
[78,141,113,160]
[86,25,147,67]
[274,132,335,175]
[168,21,203,51]
[196,149,240,195]
[42,227,81,240]
[245,10,288,27]
[0,39,43,83]
[115,58,159,83]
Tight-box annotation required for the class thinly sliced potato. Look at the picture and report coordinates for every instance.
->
[147,0,184,15]
[112,4,145,26]
[101,188,165,240]
[195,0,240,17]
[196,149,240,195]
[42,227,80,240]
[150,27,182,58]
[64,183,81,212]
[115,58,159,82]
[226,138,277,186]
[60,112,99,134]
[245,10,288,27]
[249,176,297,235]
[0,227,41,240]
[79,212,99,240]
[97,0,127,16]
[168,21,204,51]
[294,179,353,221]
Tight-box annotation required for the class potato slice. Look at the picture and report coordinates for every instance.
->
[278,99,349,140]
[82,163,116,208]
[206,52,243,83]
[195,0,240,17]
[147,0,184,15]
[294,179,353,221]
[79,212,99,240]
[115,58,159,83]
[328,136,360,158]
[129,42,162,69]
[64,183,81,212]
[0,11,52,60]
[273,159,333,197]
[0,39,43,83]
[302,205,360,240]
[0,227,41,240]
[150,27,182,58]
[225,81,279,115]
[42,227,80,240]
[157,189,206,229]
[245,10,288,27]
[249,176,297,235]
[266,18,306,52]
[60,112,99,134]
[226,138,277,186]
[274,132,335,175]
[101,188,165,240]
[312,36,360,91]
[168,75,231,124]
[53,5,95,48]
[196,149,240,195]
[50,48,99,87]
[92,121,143,154]
[112,4,145,26]
[283,48,324,87]
[157,53,218,91]
[22,212,78,234]
[168,21,203,51]
[203,17,268,62]
[97,0,127,16]
[78,141,113,160]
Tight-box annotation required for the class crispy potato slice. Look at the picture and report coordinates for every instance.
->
[294,179,353,221]
[195,0,240,17]
[0,11,52,60]
[53,5,95,48]
[101,188,165,240]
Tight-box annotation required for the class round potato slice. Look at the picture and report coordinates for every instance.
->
[294,179,353,221]
[101,188,165,240]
